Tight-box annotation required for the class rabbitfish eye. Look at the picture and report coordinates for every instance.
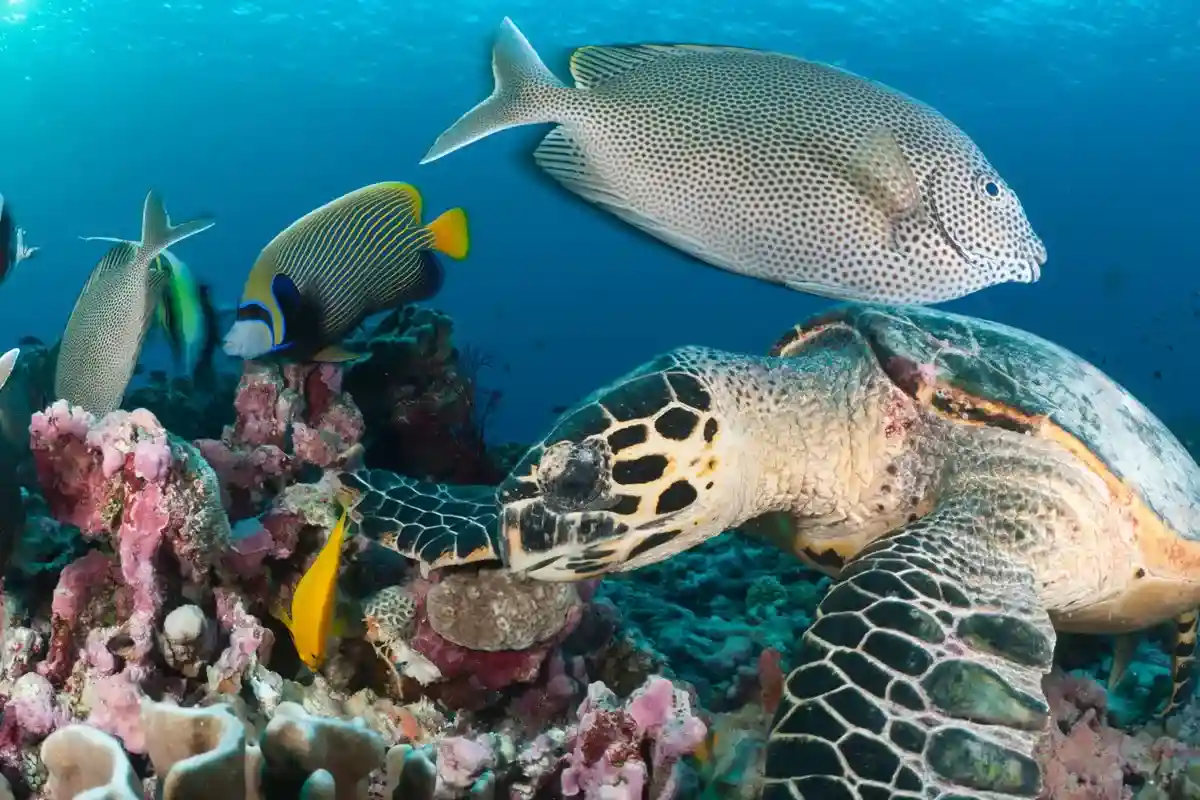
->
[977,174,1004,199]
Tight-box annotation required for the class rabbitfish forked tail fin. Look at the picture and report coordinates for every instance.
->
[420,17,569,164]
[0,348,17,391]
[139,190,215,260]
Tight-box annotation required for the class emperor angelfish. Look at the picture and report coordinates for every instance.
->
[223,181,469,363]
[55,192,215,416]
[422,19,1047,305]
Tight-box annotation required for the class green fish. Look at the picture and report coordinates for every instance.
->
[56,192,214,416]
[223,181,469,363]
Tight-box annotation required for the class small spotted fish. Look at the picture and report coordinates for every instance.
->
[422,19,1046,305]
[223,181,469,363]
[55,192,214,416]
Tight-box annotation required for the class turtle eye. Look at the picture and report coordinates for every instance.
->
[537,440,610,513]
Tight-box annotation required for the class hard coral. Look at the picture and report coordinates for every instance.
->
[30,403,230,673]
[40,723,141,799]
[407,574,584,707]
[343,306,501,484]
[38,698,387,800]
[195,362,363,521]
[426,570,581,652]
[259,701,385,800]
[142,699,246,799]
[598,532,824,709]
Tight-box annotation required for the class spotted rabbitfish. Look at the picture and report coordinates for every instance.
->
[422,19,1046,305]
[56,192,215,416]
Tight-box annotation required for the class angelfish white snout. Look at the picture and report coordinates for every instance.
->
[222,320,273,360]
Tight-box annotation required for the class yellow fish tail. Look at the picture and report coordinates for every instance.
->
[426,208,470,260]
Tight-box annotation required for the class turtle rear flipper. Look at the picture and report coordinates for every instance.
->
[767,492,1054,799]
[336,469,502,569]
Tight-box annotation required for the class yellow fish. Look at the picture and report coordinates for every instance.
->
[276,506,351,670]
[223,181,469,364]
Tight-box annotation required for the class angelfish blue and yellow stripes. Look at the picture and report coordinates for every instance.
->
[223,181,469,363]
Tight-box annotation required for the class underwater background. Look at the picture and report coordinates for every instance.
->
[0,0,1196,444]
[0,2,1199,799]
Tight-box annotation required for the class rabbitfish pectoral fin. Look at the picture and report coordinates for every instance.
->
[847,127,924,219]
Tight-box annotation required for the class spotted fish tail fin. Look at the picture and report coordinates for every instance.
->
[420,17,569,164]
[138,190,215,261]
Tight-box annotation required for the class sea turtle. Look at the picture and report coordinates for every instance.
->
[337,303,1200,799]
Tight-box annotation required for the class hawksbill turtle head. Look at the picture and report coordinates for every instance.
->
[496,347,745,581]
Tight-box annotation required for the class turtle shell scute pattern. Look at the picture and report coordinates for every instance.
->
[425,569,581,652]
[337,469,502,567]
[795,303,1200,541]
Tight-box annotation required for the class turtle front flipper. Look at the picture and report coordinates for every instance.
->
[767,495,1054,799]
[1163,608,1199,718]
[335,469,502,569]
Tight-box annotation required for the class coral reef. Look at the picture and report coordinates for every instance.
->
[342,306,503,485]
[0,335,714,799]
[195,362,364,521]
[5,304,1200,800]
[597,530,827,710]
[124,368,238,445]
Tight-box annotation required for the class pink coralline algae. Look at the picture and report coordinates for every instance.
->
[208,587,275,693]
[30,402,231,678]
[562,677,706,800]
[195,362,364,521]
[1036,670,1182,800]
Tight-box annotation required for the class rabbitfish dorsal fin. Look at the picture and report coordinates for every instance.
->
[847,127,923,219]
[568,42,765,88]
[78,241,138,297]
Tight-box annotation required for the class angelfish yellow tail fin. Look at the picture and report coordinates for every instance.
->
[426,208,470,260]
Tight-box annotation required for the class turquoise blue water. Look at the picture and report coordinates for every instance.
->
[0,1,1195,442]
